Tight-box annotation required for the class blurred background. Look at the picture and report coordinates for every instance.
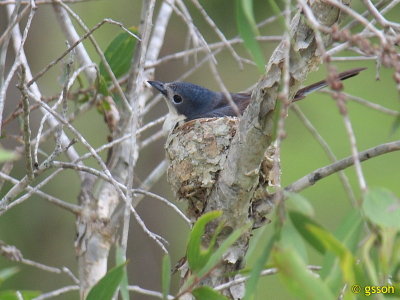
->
[0,0,399,299]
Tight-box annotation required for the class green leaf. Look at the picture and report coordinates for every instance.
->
[97,75,109,96]
[192,286,229,300]
[0,148,18,163]
[86,262,126,300]
[161,254,171,300]
[0,290,41,300]
[290,211,358,293]
[285,192,315,216]
[0,267,19,286]
[99,27,138,82]
[363,187,400,229]
[307,224,356,286]
[187,210,223,272]
[288,211,326,254]
[197,223,250,279]
[280,221,308,262]
[115,247,129,300]
[321,211,363,292]
[235,0,265,72]
[244,226,279,300]
[273,246,335,300]
[182,222,250,292]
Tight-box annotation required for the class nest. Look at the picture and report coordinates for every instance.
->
[165,117,278,221]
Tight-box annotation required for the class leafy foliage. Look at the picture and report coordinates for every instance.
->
[86,262,126,300]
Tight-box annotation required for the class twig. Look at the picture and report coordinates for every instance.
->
[55,3,133,112]
[146,36,281,69]
[291,104,356,205]
[17,66,34,180]
[32,286,79,300]
[320,90,399,116]
[214,265,321,292]
[140,130,165,149]
[0,0,36,132]
[133,188,191,227]
[132,159,168,207]
[6,3,82,167]
[128,285,174,300]
[325,0,386,44]
[130,203,168,254]
[0,241,79,283]
[0,171,80,214]
[33,63,96,166]
[362,0,400,30]
[190,0,243,69]
[26,90,126,199]
[284,140,400,194]
[29,17,101,86]
[331,85,367,194]
[0,3,30,46]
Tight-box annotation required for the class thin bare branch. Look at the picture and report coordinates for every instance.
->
[291,104,357,204]
[32,286,79,300]
[284,140,400,194]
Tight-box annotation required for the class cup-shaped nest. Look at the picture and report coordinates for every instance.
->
[165,117,278,222]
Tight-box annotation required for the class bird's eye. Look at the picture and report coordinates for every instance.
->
[173,95,182,104]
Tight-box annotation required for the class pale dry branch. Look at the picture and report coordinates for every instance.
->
[291,104,356,204]
[0,241,79,283]
[32,286,80,300]
[5,3,82,167]
[331,86,367,193]
[320,90,400,116]
[128,285,174,300]
[190,0,243,69]
[0,171,81,214]
[284,140,400,193]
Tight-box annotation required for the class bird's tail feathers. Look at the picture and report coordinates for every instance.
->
[293,67,366,102]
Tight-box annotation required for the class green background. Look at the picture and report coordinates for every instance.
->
[0,1,399,299]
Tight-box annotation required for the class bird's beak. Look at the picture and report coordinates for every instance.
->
[148,81,167,96]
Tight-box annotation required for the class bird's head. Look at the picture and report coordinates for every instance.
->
[148,81,219,120]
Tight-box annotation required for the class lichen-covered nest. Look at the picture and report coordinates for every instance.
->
[165,117,278,221]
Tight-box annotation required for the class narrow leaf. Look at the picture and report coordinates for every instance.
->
[161,254,171,300]
[182,223,250,292]
[197,223,251,278]
[363,187,400,229]
[192,286,229,300]
[321,210,363,286]
[280,221,308,262]
[273,246,335,300]
[187,210,223,272]
[285,192,315,217]
[244,228,279,300]
[288,211,326,254]
[115,246,129,300]
[235,0,265,72]
[0,290,41,300]
[0,267,19,285]
[99,27,139,82]
[0,148,18,163]
[307,224,356,285]
[97,75,109,96]
[86,263,126,300]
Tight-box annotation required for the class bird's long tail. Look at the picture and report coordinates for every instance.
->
[293,67,367,102]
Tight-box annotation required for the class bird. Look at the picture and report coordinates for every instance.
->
[148,68,366,131]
